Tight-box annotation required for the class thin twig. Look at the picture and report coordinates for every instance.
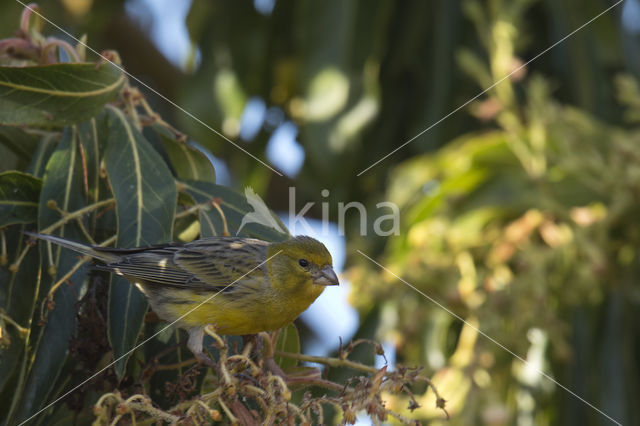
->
[39,198,115,235]
[274,351,379,374]
[39,235,116,320]
[0,311,29,336]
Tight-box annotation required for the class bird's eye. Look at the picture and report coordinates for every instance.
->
[298,259,309,268]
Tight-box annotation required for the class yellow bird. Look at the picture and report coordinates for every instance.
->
[27,233,339,365]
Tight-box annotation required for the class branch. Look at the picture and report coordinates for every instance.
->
[40,198,115,235]
[274,350,379,374]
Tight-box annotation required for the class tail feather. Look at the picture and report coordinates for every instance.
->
[24,232,120,264]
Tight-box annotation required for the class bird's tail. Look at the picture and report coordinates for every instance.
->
[25,232,120,263]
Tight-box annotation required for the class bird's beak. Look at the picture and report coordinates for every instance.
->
[313,265,339,286]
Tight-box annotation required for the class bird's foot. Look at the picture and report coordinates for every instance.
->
[263,356,286,378]
[194,351,216,368]
[263,356,322,386]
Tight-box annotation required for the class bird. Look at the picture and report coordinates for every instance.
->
[26,232,339,366]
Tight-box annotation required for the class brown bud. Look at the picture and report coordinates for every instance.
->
[224,383,236,397]
[343,408,357,424]
[282,389,291,401]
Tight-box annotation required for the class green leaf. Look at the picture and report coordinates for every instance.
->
[26,134,58,178]
[144,327,205,409]
[0,229,40,409]
[296,0,356,170]
[104,107,177,378]
[0,63,124,127]
[174,191,200,241]
[147,124,216,183]
[40,401,96,426]
[181,180,289,241]
[76,116,105,234]
[274,323,301,371]
[0,126,40,161]
[0,171,42,227]
[11,127,88,424]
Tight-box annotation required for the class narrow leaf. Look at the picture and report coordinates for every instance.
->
[144,327,205,409]
[274,323,301,371]
[12,127,88,424]
[146,124,216,183]
[26,134,57,178]
[0,230,39,404]
[76,116,105,234]
[0,126,40,161]
[0,171,42,227]
[104,107,177,378]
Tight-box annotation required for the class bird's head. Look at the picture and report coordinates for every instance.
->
[267,236,339,296]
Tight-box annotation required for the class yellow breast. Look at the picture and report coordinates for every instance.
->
[153,284,324,335]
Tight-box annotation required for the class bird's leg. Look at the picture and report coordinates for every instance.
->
[263,354,323,387]
[263,356,287,378]
[256,331,296,382]
[187,327,215,368]
[256,331,323,385]
[241,334,260,356]
[240,333,286,379]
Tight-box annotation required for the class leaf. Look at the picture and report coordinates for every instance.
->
[296,0,356,171]
[76,116,105,234]
[26,134,58,178]
[104,107,177,378]
[146,124,216,183]
[180,180,289,241]
[40,401,96,426]
[0,126,40,161]
[274,323,300,371]
[76,118,102,199]
[173,191,200,241]
[0,171,42,227]
[144,327,205,409]
[11,127,88,424]
[0,229,40,407]
[186,0,215,43]
[0,63,124,127]
[0,142,20,173]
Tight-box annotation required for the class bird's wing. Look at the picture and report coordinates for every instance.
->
[173,238,270,292]
[95,238,270,294]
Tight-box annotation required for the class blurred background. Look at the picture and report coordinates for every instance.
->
[2,0,640,424]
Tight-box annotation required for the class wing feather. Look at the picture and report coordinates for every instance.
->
[96,237,270,294]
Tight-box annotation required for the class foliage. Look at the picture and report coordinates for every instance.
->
[349,2,640,424]
[0,5,445,425]
[0,0,637,424]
